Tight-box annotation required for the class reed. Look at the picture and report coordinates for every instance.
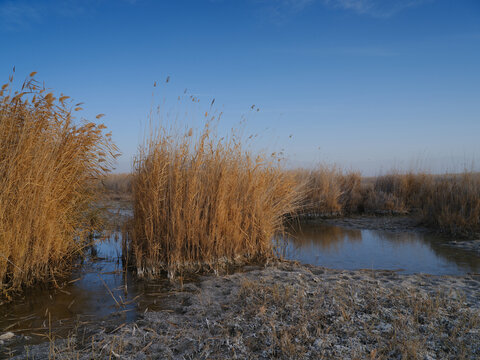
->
[372,172,431,209]
[0,72,117,296]
[360,171,480,235]
[296,166,343,215]
[129,120,302,277]
[295,166,363,216]
[101,173,133,200]
[410,172,480,235]
[294,165,480,235]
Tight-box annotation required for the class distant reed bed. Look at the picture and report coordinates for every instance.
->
[373,171,480,236]
[101,173,133,200]
[129,121,302,278]
[0,73,117,296]
[297,166,480,236]
[294,166,362,216]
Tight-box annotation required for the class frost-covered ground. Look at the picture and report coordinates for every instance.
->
[10,262,480,359]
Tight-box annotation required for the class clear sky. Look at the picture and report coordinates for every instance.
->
[1,0,479,174]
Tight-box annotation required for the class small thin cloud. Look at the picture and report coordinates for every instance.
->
[336,45,398,57]
[272,45,397,57]
[0,1,42,31]
[257,0,315,23]
[0,0,139,31]
[322,0,433,18]
[256,0,432,22]
[282,0,316,12]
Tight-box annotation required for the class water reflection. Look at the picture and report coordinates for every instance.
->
[278,222,480,275]
[0,234,173,356]
[279,223,362,251]
[2,215,480,356]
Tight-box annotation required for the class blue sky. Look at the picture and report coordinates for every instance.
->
[1,0,479,174]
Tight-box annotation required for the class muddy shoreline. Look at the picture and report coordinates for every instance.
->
[6,261,480,359]
[318,215,427,233]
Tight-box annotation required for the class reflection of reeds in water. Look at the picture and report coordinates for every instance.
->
[0,72,117,296]
[276,223,362,257]
[374,229,480,273]
[428,241,480,273]
[368,231,424,246]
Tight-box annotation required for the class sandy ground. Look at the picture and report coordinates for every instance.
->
[7,261,480,360]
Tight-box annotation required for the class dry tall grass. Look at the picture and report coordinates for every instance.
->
[420,173,480,235]
[295,166,362,216]
[130,121,302,277]
[0,73,117,296]
[295,165,479,236]
[295,166,342,215]
[101,173,133,200]
[373,172,480,235]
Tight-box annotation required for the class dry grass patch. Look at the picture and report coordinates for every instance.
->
[11,265,480,359]
[235,271,479,359]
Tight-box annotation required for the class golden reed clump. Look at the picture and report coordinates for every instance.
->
[0,72,117,296]
[373,171,480,235]
[293,166,363,216]
[129,121,302,278]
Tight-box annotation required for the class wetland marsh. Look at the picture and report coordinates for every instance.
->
[1,74,479,359]
[2,206,480,358]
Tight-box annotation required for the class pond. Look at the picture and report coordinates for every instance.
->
[277,221,480,275]
[2,216,480,356]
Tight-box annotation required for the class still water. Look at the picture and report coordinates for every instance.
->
[1,219,480,355]
[0,234,174,356]
[277,222,480,275]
